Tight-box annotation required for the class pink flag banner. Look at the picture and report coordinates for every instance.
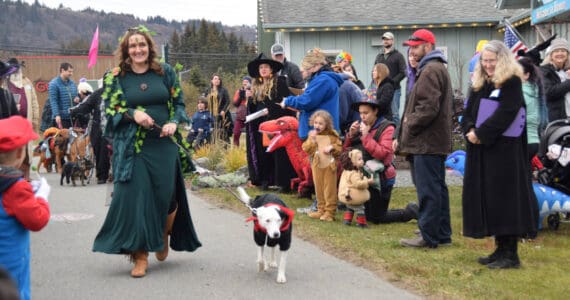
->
[88,26,99,69]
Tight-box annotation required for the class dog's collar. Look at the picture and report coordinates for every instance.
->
[245,204,295,233]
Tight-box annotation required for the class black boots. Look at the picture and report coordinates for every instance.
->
[479,236,521,269]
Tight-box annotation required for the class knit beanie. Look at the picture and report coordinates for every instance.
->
[546,38,569,56]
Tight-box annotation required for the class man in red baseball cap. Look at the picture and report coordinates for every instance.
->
[403,29,436,47]
[395,29,454,249]
[0,115,51,300]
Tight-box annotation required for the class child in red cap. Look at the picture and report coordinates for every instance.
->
[0,115,51,300]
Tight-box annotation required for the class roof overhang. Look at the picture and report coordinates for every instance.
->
[262,19,503,33]
[496,0,530,9]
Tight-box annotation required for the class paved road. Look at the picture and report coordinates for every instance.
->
[30,171,419,300]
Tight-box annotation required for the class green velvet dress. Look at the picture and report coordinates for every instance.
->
[93,67,201,254]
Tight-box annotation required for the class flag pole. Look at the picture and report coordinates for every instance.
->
[502,18,528,46]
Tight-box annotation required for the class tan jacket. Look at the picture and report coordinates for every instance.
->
[337,170,370,205]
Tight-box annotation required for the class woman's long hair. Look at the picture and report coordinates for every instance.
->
[471,40,523,91]
[116,29,163,76]
[519,56,548,132]
[372,63,389,86]
[251,66,276,103]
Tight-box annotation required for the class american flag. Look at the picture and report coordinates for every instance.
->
[504,26,528,59]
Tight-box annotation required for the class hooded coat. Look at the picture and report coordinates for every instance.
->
[284,66,343,139]
[397,49,453,156]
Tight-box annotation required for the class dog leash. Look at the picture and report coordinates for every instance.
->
[122,113,193,158]
[211,176,255,212]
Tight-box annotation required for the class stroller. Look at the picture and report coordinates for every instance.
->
[537,118,570,229]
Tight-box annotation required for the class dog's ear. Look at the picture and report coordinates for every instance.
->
[277,208,288,221]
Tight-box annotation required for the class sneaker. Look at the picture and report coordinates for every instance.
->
[414,229,421,236]
[487,257,520,269]
[309,199,318,212]
[356,223,369,228]
[320,213,334,222]
[400,236,435,248]
[343,220,352,226]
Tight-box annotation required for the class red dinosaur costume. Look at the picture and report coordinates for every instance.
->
[259,116,313,197]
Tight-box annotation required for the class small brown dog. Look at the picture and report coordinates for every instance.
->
[35,128,70,173]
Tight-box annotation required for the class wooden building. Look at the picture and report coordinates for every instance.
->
[258,0,526,100]
[14,55,116,111]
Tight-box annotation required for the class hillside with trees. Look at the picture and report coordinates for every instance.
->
[0,0,258,113]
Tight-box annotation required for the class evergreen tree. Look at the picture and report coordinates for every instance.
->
[169,29,180,53]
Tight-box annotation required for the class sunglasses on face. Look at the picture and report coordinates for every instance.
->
[407,35,427,42]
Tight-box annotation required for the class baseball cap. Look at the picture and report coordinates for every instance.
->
[382,32,394,40]
[403,29,436,47]
[0,116,39,152]
[271,43,285,55]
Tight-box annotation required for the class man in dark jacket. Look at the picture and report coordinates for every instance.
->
[271,43,305,89]
[395,29,453,249]
[374,32,407,125]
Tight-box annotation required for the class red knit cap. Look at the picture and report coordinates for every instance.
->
[0,116,39,152]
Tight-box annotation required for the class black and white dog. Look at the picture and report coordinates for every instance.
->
[237,187,294,283]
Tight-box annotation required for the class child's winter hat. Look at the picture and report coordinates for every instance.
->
[0,116,39,152]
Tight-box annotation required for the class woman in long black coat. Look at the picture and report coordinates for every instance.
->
[245,53,296,191]
[461,40,538,269]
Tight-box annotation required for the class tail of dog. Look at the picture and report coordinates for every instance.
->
[237,186,252,206]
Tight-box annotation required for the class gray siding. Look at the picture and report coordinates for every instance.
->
[282,27,503,97]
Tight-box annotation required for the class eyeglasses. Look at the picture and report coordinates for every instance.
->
[407,35,427,42]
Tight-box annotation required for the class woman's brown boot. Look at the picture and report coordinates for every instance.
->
[156,209,177,261]
[130,251,149,278]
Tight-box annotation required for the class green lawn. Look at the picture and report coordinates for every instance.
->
[195,185,570,299]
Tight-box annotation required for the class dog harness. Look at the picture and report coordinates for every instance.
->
[246,204,295,234]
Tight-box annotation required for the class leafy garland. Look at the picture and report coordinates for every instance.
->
[102,66,195,174]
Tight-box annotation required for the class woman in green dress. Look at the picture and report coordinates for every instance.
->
[93,27,201,278]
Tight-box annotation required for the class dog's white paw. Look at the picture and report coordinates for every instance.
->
[269,260,278,268]
[257,260,267,272]
[276,273,287,283]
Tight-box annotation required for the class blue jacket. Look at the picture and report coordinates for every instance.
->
[191,110,214,132]
[48,76,77,121]
[0,175,30,300]
[338,75,363,135]
[284,68,342,139]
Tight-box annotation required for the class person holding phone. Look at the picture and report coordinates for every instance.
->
[232,76,252,146]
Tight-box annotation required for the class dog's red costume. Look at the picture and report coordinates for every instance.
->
[246,203,295,233]
[259,116,313,197]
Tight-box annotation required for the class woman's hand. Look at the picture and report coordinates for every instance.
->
[360,122,370,136]
[348,121,360,138]
[133,110,154,129]
[160,122,178,137]
[466,128,481,144]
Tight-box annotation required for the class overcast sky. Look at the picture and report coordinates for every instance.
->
[24,0,257,26]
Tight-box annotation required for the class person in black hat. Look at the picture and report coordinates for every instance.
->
[6,58,40,181]
[0,60,20,119]
[342,95,418,225]
[245,53,296,192]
